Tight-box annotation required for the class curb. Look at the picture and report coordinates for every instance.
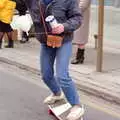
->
[76,80,120,105]
[0,56,120,105]
[0,57,39,75]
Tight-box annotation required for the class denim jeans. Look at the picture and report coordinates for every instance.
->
[40,41,80,105]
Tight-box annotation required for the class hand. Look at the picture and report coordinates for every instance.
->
[52,24,64,34]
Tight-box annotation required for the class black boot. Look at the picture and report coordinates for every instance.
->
[20,36,29,43]
[71,48,85,64]
[20,32,29,44]
[5,40,14,48]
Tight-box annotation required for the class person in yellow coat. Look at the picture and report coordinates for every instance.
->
[0,0,16,49]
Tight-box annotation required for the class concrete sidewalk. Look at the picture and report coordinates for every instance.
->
[0,38,120,105]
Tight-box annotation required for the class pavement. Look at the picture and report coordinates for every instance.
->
[0,37,120,106]
[1,63,120,120]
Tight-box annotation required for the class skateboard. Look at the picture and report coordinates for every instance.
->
[48,99,84,120]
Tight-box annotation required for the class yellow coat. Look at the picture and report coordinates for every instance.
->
[0,0,16,24]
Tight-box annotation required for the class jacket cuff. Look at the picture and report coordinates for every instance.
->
[63,23,70,32]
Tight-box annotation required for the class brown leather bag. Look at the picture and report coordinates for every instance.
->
[39,2,63,48]
[47,35,63,48]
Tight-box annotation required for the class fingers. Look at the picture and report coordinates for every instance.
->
[52,24,64,34]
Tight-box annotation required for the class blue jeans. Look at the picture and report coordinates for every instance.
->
[40,41,80,105]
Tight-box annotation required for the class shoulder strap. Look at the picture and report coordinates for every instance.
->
[39,1,48,37]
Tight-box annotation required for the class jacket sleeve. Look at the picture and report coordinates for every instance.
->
[79,0,91,13]
[62,0,82,33]
[0,0,7,9]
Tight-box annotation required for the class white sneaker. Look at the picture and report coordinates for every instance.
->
[44,92,64,104]
[66,105,85,120]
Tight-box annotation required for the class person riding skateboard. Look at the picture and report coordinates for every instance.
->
[24,0,84,119]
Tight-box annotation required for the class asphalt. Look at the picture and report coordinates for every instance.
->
[0,38,120,105]
[0,64,120,120]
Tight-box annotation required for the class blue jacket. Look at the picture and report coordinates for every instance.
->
[25,0,82,43]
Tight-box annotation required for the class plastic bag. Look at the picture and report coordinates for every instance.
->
[10,15,19,30]
[11,14,33,34]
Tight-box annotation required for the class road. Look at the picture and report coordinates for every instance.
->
[0,62,120,120]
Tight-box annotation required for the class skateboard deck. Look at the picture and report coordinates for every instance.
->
[48,99,83,120]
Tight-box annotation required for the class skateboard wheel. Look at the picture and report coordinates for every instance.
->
[48,109,53,115]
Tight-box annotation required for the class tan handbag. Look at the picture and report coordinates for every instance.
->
[47,35,63,48]
[39,2,63,48]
